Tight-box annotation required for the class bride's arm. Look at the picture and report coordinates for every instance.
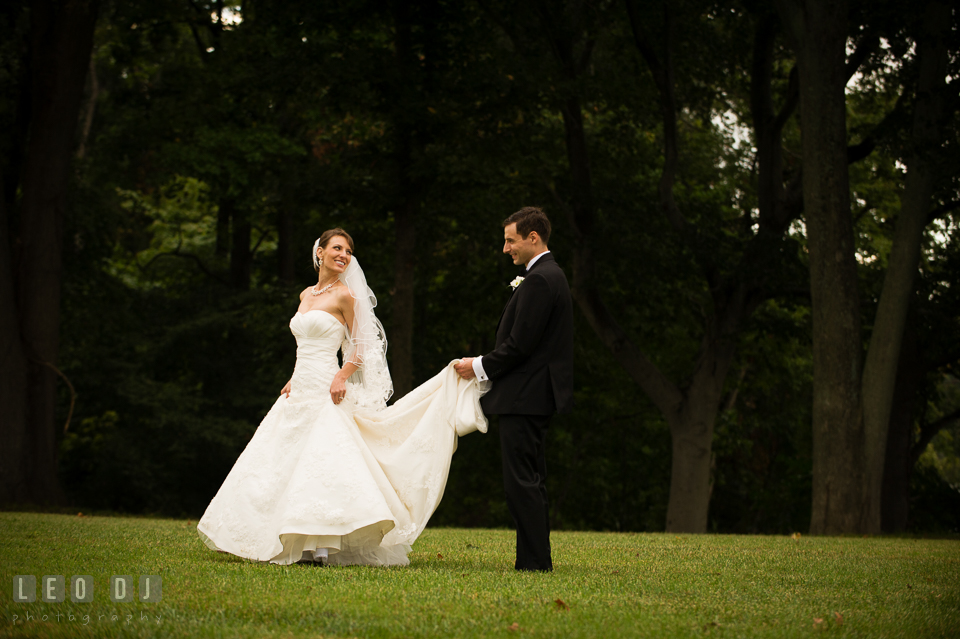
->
[329,288,359,404]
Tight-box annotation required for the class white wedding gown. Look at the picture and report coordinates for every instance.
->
[197,309,488,566]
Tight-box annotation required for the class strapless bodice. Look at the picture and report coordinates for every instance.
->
[288,311,346,398]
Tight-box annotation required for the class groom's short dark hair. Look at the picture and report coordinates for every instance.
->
[504,207,551,245]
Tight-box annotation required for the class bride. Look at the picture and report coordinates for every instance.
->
[197,228,488,566]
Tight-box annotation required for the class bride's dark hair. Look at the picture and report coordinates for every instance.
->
[313,228,355,272]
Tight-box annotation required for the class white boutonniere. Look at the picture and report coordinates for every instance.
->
[509,276,525,290]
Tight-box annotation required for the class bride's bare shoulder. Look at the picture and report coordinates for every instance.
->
[299,286,313,302]
[334,284,356,303]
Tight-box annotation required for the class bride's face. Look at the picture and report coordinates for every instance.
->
[317,236,353,275]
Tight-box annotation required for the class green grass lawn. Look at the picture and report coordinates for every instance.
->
[1,512,958,638]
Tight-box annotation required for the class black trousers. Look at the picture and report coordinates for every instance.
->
[498,413,552,571]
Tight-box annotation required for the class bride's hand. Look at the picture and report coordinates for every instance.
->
[281,379,292,398]
[330,374,348,405]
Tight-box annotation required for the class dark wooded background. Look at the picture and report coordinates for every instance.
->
[2,0,958,535]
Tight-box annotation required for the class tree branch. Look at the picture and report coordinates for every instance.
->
[847,93,906,165]
[624,0,661,79]
[540,176,580,241]
[28,356,76,434]
[188,23,208,60]
[781,170,804,224]
[911,407,960,461]
[844,32,878,84]
[749,13,776,133]
[772,66,800,133]
[571,281,684,420]
[847,137,876,164]
[250,227,271,256]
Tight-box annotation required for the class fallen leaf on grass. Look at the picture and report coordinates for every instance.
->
[834,612,843,626]
[77,512,84,517]
[554,598,569,611]
[437,553,443,559]
[813,617,823,629]
[791,532,801,540]
[508,622,520,631]
[702,622,719,630]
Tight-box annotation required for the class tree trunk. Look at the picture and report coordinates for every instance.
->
[621,2,793,531]
[665,336,738,531]
[0,3,30,505]
[532,1,769,532]
[1,20,31,221]
[0,175,29,503]
[0,0,99,504]
[778,0,867,534]
[557,61,744,533]
[860,0,949,533]
[880,322,922,533]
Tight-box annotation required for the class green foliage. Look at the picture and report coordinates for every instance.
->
[32,0,960,533]
[918,374,960,492]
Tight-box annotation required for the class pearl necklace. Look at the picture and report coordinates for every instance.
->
[311,280,337,296]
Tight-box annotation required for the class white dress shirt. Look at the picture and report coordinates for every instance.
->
[471,251,551,381]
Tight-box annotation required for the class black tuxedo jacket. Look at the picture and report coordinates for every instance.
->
[479,253,574,416]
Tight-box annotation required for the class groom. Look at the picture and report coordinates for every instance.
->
[455,206,574,572]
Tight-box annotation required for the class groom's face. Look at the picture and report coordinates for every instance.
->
[503,223,538,267]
